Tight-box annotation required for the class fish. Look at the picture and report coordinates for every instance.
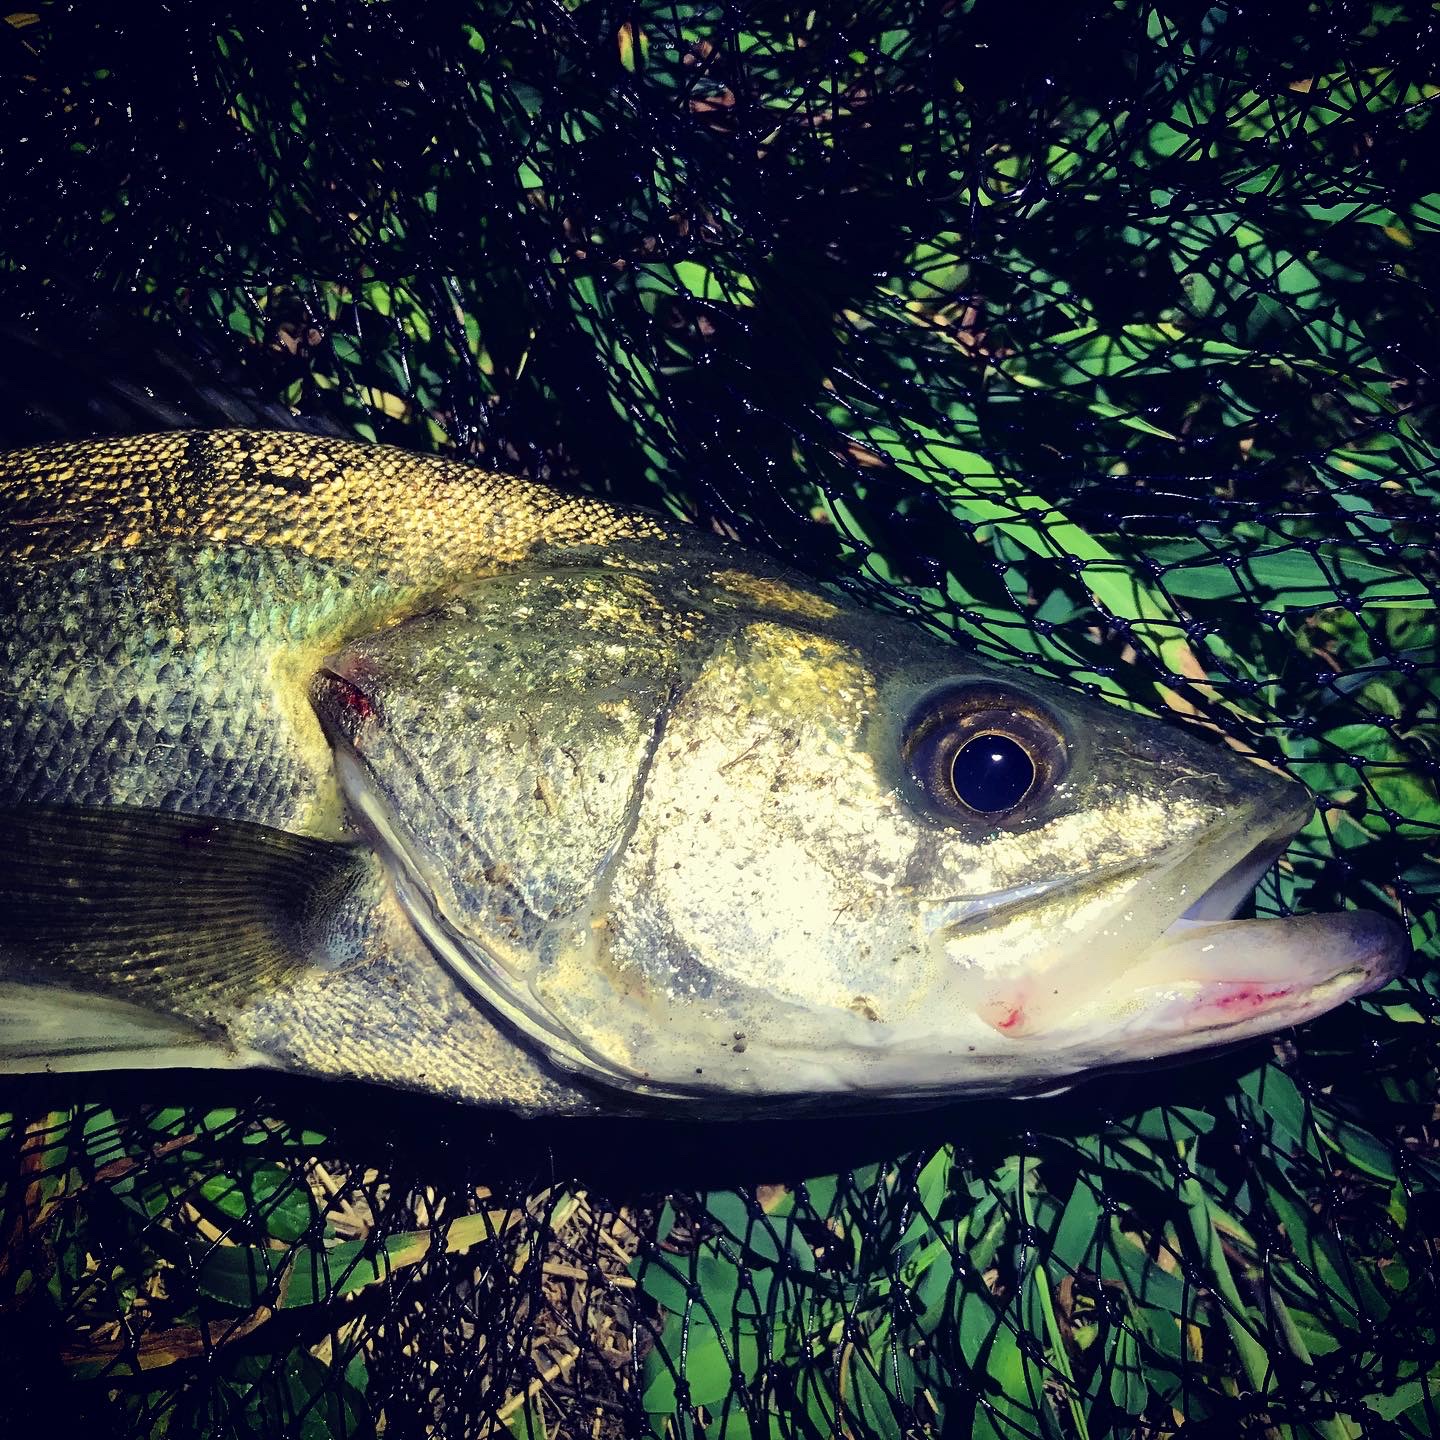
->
[0,429,1407,1114]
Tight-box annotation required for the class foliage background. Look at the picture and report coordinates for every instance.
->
[0,1,1438,1437]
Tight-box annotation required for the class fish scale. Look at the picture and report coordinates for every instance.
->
[0,431,671,835]
[4,547,350,826]
[0,429,665,572]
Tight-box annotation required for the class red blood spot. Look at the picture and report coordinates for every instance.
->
[980,994,1031,1037]
[338,681,377,723]
[973,996,1031,1042]
[1213,986,1290,1012]
[320,671,382,734]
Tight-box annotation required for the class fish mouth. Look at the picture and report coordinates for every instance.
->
[986,795,1407,1049]
[1138,798,1405,1025]
[1111,881,1406,1046]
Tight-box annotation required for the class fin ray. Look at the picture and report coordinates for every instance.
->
[0,806,368,1069]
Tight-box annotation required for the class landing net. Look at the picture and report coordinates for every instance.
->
[1,4,1437,1436]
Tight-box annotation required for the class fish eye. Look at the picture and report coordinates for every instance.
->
[950,732,1036,812]
[901,686,1067,825]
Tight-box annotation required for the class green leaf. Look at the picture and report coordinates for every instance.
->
[1239,1066,1318,1159]
[190,1211,509,1310]
[1105,1320,1149,1416]
[1147,541,1429,609]
[641,1320,753,1413]
[956,1289,1056,1440]
[1049,1176,1103,1273]
[857,419,1196,677]
[81,1107,126,1171]
[634,1249,698,1316]
[1369,1374,1440,1421]
[911,1248,956,1331]
[196,1166,312,1243]
[1265,1180,1387,1328]
[1316,1114,1398,1183]
[670,260,756,306]
[1128,1106,1216,1144]
[1099,1225,1188,1321]
[847,1352,904,1440]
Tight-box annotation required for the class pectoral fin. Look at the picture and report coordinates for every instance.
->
[0,806,371,1071]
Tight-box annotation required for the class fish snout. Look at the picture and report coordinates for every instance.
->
[1176,748,1314,837]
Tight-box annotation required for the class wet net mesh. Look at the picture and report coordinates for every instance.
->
[1,1,1439,1435]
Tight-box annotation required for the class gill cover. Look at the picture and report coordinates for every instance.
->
[313,546,979,1098]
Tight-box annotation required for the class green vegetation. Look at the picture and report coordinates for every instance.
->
[2,2,1437,1437]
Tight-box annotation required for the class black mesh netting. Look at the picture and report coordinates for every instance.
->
[1,1,1439,1436]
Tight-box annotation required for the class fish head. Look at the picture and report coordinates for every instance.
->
[312,538,1406,1108]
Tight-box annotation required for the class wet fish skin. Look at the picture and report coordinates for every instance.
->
[0,429,674,1111]
[0,431,1406,1113]
[0,429,671,837]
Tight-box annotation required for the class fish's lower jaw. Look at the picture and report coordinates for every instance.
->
[1188,964,1383,1038]
[968,908,1406,1075]
[1081,958,1396,1062]
[1104,909,1405,1020]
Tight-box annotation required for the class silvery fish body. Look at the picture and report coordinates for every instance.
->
[0,431,1405,1114]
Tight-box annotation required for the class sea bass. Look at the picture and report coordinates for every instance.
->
[0,431,1405,1113]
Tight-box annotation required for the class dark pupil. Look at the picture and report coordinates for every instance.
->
[949,733,1035,813]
